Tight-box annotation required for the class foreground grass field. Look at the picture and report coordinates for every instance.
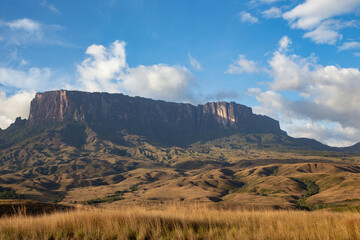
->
[1,205,360,240]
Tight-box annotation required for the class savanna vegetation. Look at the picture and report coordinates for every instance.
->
[1,204,360,240]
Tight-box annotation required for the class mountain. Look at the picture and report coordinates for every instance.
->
[27,90,285,146]
[1,90,360,210]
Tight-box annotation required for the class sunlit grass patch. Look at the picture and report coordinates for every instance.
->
[0,204,360,239]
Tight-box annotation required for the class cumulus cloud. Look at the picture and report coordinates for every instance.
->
[262,7,282,19]
[77,40,196,103]
[227,55,259,74]
[77,40,127,92]
[122,64,194,101]
[249,88,360,147]
[0,90,35,129]
[238,12,259,24]
[268,51,315,91]
[250,36,360,146]
[188,54,202,71]
[283,0,360,45]
[247,88,286,120]
[269,39,360,121]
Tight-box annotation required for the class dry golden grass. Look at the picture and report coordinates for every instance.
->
[1,205,360,240]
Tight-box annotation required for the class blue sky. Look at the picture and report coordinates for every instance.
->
[1,0,360,147]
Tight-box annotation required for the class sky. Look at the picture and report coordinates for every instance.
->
[0,0,360,147]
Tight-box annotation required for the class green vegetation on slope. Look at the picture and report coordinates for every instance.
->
[289,178,319,209]
[0,187,22,199]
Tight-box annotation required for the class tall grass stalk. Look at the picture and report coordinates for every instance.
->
[0,204,359,239]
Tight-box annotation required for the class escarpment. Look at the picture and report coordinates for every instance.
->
[27,90,285,145]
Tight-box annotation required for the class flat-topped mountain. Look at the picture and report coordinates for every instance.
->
[28,90,285,145]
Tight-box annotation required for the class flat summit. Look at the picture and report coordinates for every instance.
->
[28,90,285,145]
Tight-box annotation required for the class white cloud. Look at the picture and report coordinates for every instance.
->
[268,52,314,91]
[77,40,196,103]
[269,39,360,116]
[77,40,127,92]
[238,12,259,24]
[354,52,360,57]
[303,27,340,45]
[41,0,60,14]
[283,0,360,45]
[278,35,292,52]
[262,7,282,19]
[0,67,52,90]
[0,63,70,95]
[250,36,360,146]
[2,18,44,43]
[283,0,360,30]
[303,20,349,45]
[188,54,202,71]
[122,64,194,102]
[0,90,35,129]
[284,120,359,147]
[248,88,360,147]
[6,19,42,33]
[338,41,360,51]
[227,55,259,74]
[248,89,287,121]
[0,18,64,46]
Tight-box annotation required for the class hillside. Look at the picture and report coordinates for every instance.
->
[0,90,360,210]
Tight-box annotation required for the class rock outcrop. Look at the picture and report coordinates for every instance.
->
[28,90,285,145]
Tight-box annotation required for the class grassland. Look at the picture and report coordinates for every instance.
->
[1,205,360,239]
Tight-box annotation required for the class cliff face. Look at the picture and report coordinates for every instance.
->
[28,90,285,144]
